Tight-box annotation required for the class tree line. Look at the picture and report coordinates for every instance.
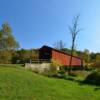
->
[0,22,100,70]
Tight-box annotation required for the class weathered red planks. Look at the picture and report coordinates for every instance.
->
[39,45,82,66]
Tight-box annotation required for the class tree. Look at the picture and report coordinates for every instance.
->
[84,49,90,66]
[68,15,81,73]
[0,22,19,51]
[0,22,20,63]
[92,54,100,69]
[79,49,90,66]
[0,50,12,63]
[73,48,78,56]
[12,49,39,64]
[53,40,65,50]
[90,52,97,62]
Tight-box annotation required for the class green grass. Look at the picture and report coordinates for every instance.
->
[0,65,100,100]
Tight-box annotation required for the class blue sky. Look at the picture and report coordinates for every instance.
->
[0,0,100,52]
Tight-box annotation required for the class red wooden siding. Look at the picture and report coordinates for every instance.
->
[52,50,82,66]
[39,45,82,66]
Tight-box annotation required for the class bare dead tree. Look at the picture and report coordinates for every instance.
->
[69,15,81,74]
[53,40,65,50]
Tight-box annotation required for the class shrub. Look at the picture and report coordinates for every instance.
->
[92,61,100,69]
[65,75,75,81]
[84,70,100,85]
[68,71,78,77]
[0,51,12,64]
[56,70,66,78]
[42,65,58,77]
[84,65,95,71]
[57,70,75,80]
[61,65,84,71]
[51,59,62,70]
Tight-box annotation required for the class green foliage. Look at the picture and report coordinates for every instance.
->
[90,54,100,69]
[78,49,90,66]
[61,48,71,54]
[73,49,78,56]
[0,51,12,64]
[56,70,66,78]
[0,22,20,64]
[90,53,97,62]
[61,65,83,71]
[12,49,39,64]
[43,66,57,77]
[51,59,62,68]
[92,62,100,69]
[0,22,19,51]
[84,71,100,85]
[84,65,95,71]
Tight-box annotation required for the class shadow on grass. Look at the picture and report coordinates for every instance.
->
[94,87,100,91]
[64,76,100,90]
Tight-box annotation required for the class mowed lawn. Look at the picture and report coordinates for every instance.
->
[0,65,100,100]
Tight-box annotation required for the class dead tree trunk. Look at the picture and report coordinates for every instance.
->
[68,15,81,74]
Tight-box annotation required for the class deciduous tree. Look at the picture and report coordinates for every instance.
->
[53,40,65,50]
[0,22,19,51]
[0,22,19,63]
[68,15,81,73]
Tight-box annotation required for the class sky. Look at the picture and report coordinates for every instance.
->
[0,0,100,52]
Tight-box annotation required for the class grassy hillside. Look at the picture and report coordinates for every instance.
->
[0,65,100,100]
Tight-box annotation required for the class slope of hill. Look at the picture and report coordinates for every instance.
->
[0,65,100,100]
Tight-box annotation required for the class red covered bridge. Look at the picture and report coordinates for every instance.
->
[39,45,83,67]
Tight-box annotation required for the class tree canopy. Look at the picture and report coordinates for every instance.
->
[0,23,19,51]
